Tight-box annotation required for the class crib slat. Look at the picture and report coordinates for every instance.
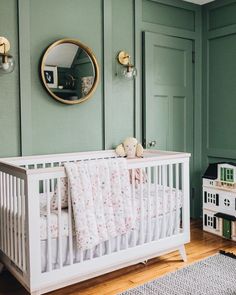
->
[89,248,93,260]
[182,161,190,235]
[124,233,129,250]
[80,249,84,263]
[9,175,14,260]
[21,179,26,271]
[140,168,144,245]
[0,172,3,250]
[46,179,52,272]
[169,164,173,236]
[131,169,136,247]
[67,178,73,265]
[175,163,180,234]
[17,178,22,268]
[13,177,17,263]
[154,166,159,240]
[116,235,120,252]
[147,167,151,243]
[6,174,10,257]
[57,177,63,269]
[107,240,111,255]
[162,165,167,239]
[3,173,6,253]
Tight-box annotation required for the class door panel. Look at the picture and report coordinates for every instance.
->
[143,32,193,154]
[172,96,186,151]
[148,95,169,150]
[153,45,185,87]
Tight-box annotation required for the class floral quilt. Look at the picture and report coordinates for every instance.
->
[64,158,134,250]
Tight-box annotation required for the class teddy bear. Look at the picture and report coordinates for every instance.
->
[115,137,146,185]
[115,137,144,159]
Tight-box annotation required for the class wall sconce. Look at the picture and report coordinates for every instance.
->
[0,37,15,74]
[117,51,137,80]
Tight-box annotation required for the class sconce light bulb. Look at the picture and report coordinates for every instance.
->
[2,61,10,70]
[125,70,133,79]
[0,54,15,74]
[122,66,137,80]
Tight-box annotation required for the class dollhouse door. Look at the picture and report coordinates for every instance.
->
[223,219,231,239]
[143,32,193,154]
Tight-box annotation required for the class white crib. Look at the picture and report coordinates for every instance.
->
[0,149,190,295]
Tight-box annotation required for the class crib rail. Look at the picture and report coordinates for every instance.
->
[0,150,190,294]
[0,167,27,273]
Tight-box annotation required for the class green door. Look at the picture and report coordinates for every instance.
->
[143,32,194,215]
[143,32,193,154]
[223,219,231,239]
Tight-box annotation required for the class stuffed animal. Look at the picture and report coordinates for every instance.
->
[115,137,144,158]
[115,137,146,185]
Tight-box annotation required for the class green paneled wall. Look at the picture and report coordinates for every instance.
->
[142,0,195,31]
[0,0,203,217]
[30,0,103,154]
[202,0,236,172]
[209,34,236,150]
[209,1,236,30]
[108,0,135,147]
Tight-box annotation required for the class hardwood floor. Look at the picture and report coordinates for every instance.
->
[0,220,235,295]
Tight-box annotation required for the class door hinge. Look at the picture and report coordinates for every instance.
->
[192,51,195,64]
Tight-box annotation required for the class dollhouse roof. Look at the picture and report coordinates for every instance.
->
[203,162,236,180]
[203,163,218,179]
[214,212,236,221]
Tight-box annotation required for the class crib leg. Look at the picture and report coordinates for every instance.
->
[178,245,187,262]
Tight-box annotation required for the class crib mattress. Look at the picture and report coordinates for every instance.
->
[40,185,182,240]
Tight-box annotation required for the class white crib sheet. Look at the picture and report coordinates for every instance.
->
[40,185,182,240]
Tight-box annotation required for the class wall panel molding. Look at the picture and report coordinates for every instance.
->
[134,0,142,141]
[17,0,32,155]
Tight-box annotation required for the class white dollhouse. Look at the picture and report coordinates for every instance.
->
[202,162,236,241]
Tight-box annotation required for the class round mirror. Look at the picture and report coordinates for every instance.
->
[41,39,99,104]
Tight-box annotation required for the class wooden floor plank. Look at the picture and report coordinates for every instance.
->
[0,220,235,295]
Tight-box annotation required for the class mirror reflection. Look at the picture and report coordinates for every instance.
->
[41,39,99,104]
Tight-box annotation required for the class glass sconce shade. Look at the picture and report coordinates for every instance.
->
[0,54,15,74]
[121,65,137,80]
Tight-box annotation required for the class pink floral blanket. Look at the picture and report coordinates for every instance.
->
[64,158,134,250]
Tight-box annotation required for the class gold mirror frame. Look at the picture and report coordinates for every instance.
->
[41,38,99,105]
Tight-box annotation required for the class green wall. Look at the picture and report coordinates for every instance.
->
[202,0,236,172]
[1,0,203,216]
[0,0,20,157]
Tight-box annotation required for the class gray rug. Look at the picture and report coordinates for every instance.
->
[119,251,236,295]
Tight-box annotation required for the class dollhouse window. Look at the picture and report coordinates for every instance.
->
[224,198,230,206]
[207,193,217,204]
[221,167,234,182]
[207,216,213,227]
[226,169,233,182]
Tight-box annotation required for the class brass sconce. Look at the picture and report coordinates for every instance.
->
[0,37,15,74]
[117,51,137,80]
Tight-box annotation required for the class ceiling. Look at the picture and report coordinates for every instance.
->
[182,0,215,4]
